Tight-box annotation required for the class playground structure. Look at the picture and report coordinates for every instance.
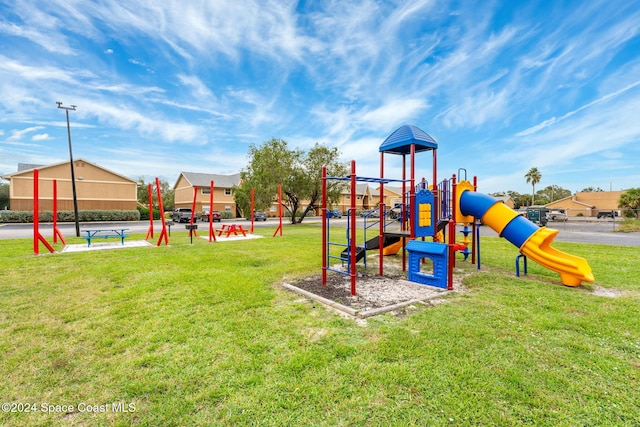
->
[148,181,284,246]
[32,168,61,254]
[322,125,595,296]
[31,174,281,254]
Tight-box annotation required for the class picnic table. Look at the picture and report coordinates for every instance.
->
[216,224,248,238]
[81,228,129,247]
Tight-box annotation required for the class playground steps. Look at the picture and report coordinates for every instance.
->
[341,235,402,263]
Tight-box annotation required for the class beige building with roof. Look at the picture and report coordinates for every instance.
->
[1,159,137,211]
[334,183,376,213]
[545,191,625,217]
[173,172,242,217]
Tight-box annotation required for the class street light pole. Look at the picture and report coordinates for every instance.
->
[56,102,80,237]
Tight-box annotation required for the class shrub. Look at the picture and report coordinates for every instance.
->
[137,207,162,221]
[617,218,640,232]
[0,210,140,223]
[221,211,234,220]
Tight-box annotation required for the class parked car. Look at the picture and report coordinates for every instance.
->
[328,209,342,218]
[200,210,221,222]
[248,211,268,221]
[172,208,194,223]
[547,209,568,221]
[386,207,402,220]
[597,210,618,219]
[359,209,380,218]
[525,207,548,226]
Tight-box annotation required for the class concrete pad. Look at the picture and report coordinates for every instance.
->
[61,239,154,253]
[199,234,263,243]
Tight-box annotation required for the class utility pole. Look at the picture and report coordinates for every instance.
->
[56,102,80,237]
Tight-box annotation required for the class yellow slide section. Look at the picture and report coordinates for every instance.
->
[520,227,595,287]
[382,239,403,256]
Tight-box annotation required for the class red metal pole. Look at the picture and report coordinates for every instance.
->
[448,219,455,290]
[433,148,438,238]
[402,154,407,271]
[250,187,255,233]
[33,169,54,254]
[189,185,198,238]
[52,179,66,245]
[451,174,457,269]
[53,178,58,244]
[401,154,406,231]
[145,184,154,240]
[322,166,327,286]
[279,184,283,235]
[350,160,357,296]
[209,180,216,242]
[410,144,416,239]
[272,184,283,237]
[33,169,39,255]
[379,151,384,276]
[156,177,169,246]
[472,176,477,265]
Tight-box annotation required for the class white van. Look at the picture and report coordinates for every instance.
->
[547,209,567,221]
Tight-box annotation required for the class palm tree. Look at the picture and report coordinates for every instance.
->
[619,188,640,218]
[525,167,542,206]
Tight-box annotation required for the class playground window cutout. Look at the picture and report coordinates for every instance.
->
[418,257,434,276]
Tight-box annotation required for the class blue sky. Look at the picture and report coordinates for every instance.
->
[1,0,639,195]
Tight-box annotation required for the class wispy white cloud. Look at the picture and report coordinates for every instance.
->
[517,80,640,136]
[82,100,204,143]
[0,21,76,55]
[32,133,51,141]
[7,126,44,141]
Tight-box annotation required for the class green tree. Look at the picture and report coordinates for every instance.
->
[619,188,640,218]
[524,167,542,206]
[236,139,347,224]
[137,177,174,211]
[137,177,148,205]
[536,185,571,204]
[297,143,348,221]
[506,190,529,210]
[580,187,604,192]
[0,181,9,210]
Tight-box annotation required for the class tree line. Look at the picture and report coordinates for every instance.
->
[122,144,638,222]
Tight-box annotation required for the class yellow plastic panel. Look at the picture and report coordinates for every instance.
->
[419,203,431,227]
[455,181,475,223]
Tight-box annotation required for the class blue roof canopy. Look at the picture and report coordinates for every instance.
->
[379,125,437,154]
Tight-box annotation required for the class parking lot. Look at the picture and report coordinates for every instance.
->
[0,217,281,240]
[323,216,640,246]
[1,217,639,246]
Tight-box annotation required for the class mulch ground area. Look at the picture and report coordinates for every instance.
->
[287,261,451,314]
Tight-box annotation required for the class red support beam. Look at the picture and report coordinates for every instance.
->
[450,174,457,269]
[448,219,455,290]
[145,184,154,240]
[250,187,255,234]
[156,178,169,246]
[433,148,438,238]
[272,184,283,237]
[189,186,198,238]
[379,151,384,276]
[472,176,477,265]
[410,144,416,239]
[350,160,357,296]
[321,166,327,286]
[33,169,54,255]
[209,180,216,242]
[52,179,66,245]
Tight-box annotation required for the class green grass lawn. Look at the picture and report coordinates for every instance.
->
[1,226,639,426]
